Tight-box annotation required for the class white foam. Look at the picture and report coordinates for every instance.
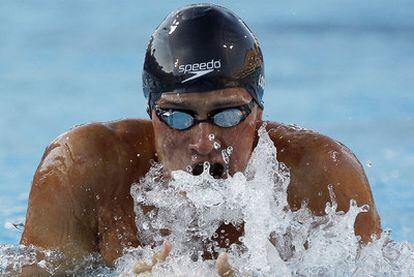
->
[2,126,414,276]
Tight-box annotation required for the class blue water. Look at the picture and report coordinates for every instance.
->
[0,0,413,245]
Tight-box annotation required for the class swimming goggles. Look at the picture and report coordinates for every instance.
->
[154,99,256,130]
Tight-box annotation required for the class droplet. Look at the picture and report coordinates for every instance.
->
[366,160,373,167]
[203,161,210,171]
[226,146,233,155]
[361,204,370,213]
[186,165,192,172]
[143,222,149,230]
[213,141,221,149]
[221,150,230,164]
[208,134,215,141]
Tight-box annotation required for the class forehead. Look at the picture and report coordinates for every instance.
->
[156,87,252,109]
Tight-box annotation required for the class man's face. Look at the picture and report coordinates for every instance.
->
[151,87,262,178]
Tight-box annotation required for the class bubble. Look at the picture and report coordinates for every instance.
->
[366,160,373,167]
[213,141,221,149]
[221,149,230,164]
[203,161,210,172]
[208,134,215,141]
[226,146,233,155]
[142,222,149,230]
[360,204,370,213]
[185,165,192,173]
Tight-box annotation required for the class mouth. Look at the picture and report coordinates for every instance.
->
[192,162,225,179]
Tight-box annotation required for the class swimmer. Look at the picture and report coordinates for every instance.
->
[20,3,381,275]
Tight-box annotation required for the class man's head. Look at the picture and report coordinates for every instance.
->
[143,4,265,177]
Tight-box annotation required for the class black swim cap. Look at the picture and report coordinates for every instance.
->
[143,3,265,110]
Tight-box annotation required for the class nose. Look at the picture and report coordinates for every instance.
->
[188,123,217,156]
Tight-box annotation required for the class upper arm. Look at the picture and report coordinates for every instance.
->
[20,126,104,255]
[282,133,381,242]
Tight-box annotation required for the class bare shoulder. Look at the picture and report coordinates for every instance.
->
[47,118,154,155]
[264,121,371,204]
[36,119,155,190]
[22,119,156,248]
[264,122,381,241]
[265,122,362,173]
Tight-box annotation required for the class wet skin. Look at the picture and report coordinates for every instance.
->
[21,88,381,273]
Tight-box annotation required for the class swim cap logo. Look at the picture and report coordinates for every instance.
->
[178,59,221,83]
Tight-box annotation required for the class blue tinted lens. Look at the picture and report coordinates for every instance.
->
[161,111,194,130]
[213,108,244,127]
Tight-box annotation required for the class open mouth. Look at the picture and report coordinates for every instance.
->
[192,162,225,179]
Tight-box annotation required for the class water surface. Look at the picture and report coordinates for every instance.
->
[0,0,413,246]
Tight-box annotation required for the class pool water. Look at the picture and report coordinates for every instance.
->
[3,127,413,275]
[0,0,413,252]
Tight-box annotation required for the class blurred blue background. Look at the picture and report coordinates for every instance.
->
[0,0,413,244]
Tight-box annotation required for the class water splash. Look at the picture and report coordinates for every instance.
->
[2,125,414,275]
[125,126,414,275]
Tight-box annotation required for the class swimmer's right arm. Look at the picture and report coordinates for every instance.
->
[20,126,106,274]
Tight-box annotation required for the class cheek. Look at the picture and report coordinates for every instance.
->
[152,119,190,164]
[154,124,177,152]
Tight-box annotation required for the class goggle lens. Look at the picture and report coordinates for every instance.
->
[155,100,255,130]
[160,110,194,130]
[213,108,243,127]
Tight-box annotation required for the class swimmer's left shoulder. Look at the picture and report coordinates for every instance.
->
[264,121,368,204]
[265,121,357,165]
[265,122,381,241]
[265,121,374,210]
